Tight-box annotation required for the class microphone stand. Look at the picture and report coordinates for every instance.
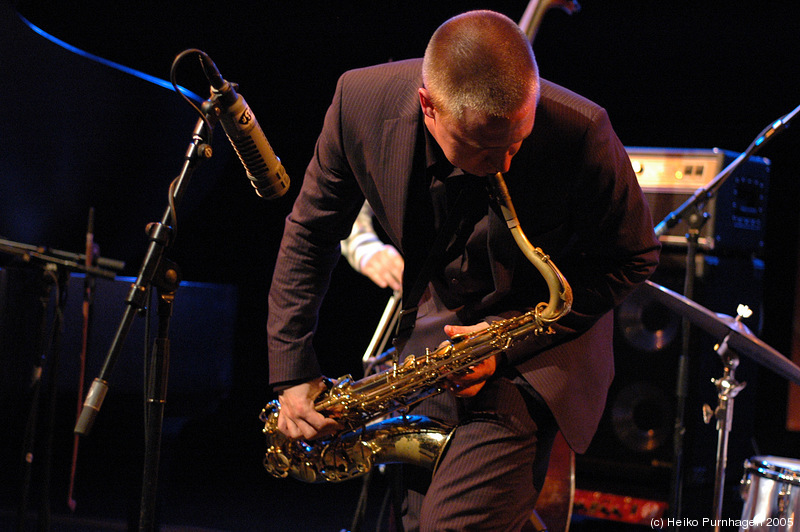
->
[74,105,215,532]
[0,239,118,531]
[666,208,706,525]
[658,103,800,527]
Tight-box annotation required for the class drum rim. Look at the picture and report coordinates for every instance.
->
[744,455,800,486]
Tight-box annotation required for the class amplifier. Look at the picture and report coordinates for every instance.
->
[572,488,668,525]
[626,147,770,254]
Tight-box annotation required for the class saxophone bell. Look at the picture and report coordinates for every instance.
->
[261,402,454,483]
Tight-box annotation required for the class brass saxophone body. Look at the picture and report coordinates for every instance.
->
[261,173,573,483]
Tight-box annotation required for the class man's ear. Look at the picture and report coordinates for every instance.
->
[418,87,436,119]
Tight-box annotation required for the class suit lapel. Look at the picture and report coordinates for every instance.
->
[374,102,421,251]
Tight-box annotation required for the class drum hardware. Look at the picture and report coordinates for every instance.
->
[642,281,800,529]
[642,281,800,386]
[700,304,751,530]
[739,456,800,531]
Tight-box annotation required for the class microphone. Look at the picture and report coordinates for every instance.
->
[754,103,800,148]
[201,54,290,200]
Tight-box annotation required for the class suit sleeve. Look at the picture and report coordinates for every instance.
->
[267,73,365,387]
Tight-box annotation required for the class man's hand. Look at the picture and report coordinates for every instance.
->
[277,377,341,440]
[442,322,496,397]
[361,245,404,291]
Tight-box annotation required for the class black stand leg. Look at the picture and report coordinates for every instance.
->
[16,270,54,531]
[16,266,69,532]
[669,210,708,527]
[140,271,179,532]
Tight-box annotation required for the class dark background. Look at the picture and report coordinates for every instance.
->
[2,1,800,530]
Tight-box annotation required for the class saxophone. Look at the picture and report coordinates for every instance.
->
[260,173,573,483]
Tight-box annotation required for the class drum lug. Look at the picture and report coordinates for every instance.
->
[778,485,792,518]
[739,476,751,502]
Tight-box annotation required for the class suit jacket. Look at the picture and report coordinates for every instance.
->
[267,58,660,453]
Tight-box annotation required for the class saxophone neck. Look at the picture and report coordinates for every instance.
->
[490,172,573,325]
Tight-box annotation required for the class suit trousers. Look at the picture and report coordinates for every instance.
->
[400,371,558,532]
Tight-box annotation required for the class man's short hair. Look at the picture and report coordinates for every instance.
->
[422,10,540,119]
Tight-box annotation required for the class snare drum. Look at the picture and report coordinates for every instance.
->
[740,456,800,531]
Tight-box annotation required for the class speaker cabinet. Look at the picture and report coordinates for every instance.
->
[575,253,764,517]
[575,264,682,502]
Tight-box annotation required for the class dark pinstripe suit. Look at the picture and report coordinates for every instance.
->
[268,58,660,530]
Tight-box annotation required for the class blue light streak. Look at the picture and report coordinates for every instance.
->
[18,13,204,103]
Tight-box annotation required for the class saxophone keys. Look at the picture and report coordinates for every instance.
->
[263,446,291,478]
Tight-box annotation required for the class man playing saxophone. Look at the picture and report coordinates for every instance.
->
[267,10,660,531]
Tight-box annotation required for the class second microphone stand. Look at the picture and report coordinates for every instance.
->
[74,105,216,531]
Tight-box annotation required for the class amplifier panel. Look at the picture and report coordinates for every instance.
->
[626,147,770,254]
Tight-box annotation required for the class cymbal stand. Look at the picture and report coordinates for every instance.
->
[703,305,750,532]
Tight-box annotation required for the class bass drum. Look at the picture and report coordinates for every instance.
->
[740,456,800,531]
